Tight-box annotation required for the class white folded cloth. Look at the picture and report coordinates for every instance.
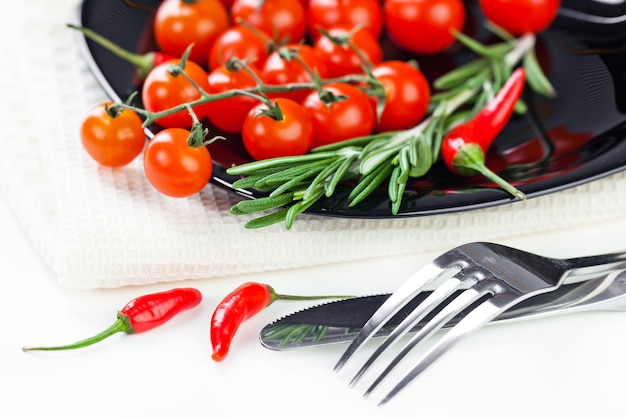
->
[2,0,625,289]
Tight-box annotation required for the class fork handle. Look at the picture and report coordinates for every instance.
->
[497,269,626,326]
[562,251,626,283]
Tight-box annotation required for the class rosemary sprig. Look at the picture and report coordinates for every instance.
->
[228,33,552,229]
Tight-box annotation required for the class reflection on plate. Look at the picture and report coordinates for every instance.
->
[75,0,626,219]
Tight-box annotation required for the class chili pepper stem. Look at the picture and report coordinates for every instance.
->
[22,314,133,352]
[267,286,352,304]
[453,143,526,200]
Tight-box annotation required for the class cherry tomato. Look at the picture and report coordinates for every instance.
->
[153,0,229,66]
[302,83,375,148]
[143,128,213,198]
[230,0,307,44]
[208,24,272,71]
[80,102,146,168]
[313,25,383,77]
[479,0,560,36]
[242,98,313,160]
[206,65,263,133]
[142,59,211,129]
[384,0,465,55]
[370,60,431,132]
[262,44,329,102]
[307,0,383,39]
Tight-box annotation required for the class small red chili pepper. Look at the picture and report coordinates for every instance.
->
[210,282,350,362]
[67,24,176,79]
[22,288,202,352]
[441,67,527,200]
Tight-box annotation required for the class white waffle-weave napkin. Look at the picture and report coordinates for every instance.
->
[1,0,625,289]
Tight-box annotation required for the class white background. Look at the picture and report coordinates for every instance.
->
[3,193,626,417]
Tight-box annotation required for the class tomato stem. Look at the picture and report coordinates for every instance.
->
[114,68,367,126]
[104,102,121,118]
[279,46,318,80]
[233,16,280,52]
[229,58,273,104]
[318,24,375,71]
[68,24,166,79]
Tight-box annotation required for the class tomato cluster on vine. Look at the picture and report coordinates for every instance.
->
[79,0,560,199]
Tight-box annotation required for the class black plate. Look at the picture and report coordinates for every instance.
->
[75,0,626,218]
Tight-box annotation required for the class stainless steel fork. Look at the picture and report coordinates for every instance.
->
[334,242,626,406]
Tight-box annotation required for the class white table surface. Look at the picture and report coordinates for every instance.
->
[2,191,626,417]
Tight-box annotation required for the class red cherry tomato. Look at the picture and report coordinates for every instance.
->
[313,25,383,77]
[153,0,229,66]
[208,24,272,71]
[370,60,431,132]
[307,0,383,39]
[262,44,329,102]
[143,128,213,198]
[80,102,146,167]
[383,0,465,55]
[230,0,307,43]
[242,98,313,160]
[479,0,560,36]
[206,65,263,133]
[302,83,375,148]
[141,59,211,129]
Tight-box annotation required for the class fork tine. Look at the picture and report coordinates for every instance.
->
[334,263,463,372]
[362,282,490,397]
[377,290,518,406]
[349,268,480,387]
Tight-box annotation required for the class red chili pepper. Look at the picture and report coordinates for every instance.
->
[441,67,527,200]
[22,288,203,351]
[67,24,176,79]
[210,282,350,362]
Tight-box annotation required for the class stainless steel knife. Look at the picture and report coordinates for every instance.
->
[260,270,626,350]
